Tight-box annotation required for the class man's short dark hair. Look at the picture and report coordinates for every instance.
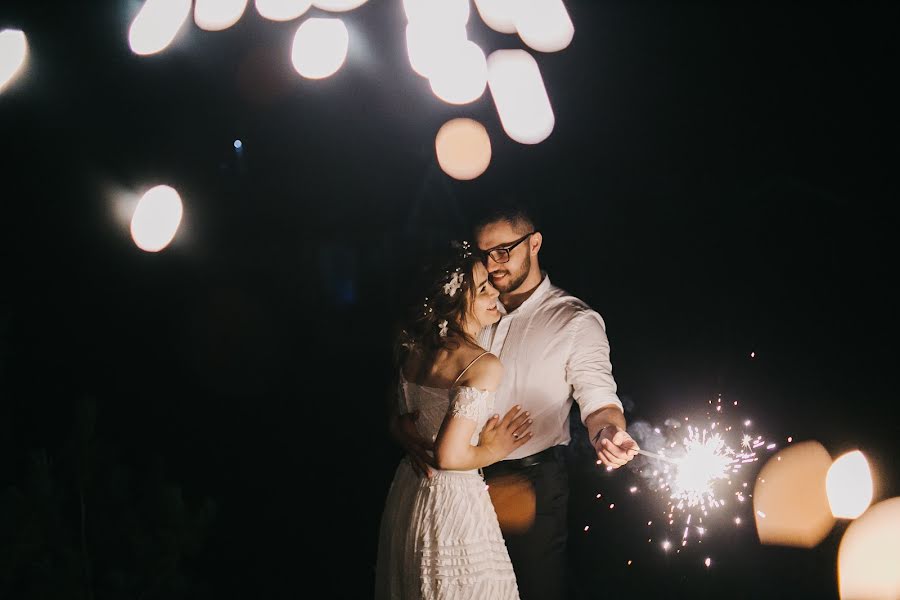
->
[471,198,541,236]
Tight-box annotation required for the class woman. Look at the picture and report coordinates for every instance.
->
[375,243,531,599]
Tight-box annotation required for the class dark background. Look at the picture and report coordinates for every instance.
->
[1,1,897,598]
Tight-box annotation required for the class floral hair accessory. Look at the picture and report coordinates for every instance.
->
[443,270,464,297]
[438,319,449,337]
[451,239,473,259]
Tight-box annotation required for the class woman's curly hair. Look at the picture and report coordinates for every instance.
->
[395,243,483,367]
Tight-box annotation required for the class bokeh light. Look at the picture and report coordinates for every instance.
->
[403,0,469,26]
[429,40,487,105]
[753,440,835,548]
[194,0,248,32]
[128,0,191,56]
[291,18,349,80]
[838,497,900,600]
[0,29,28,94]
[435,118,492,180]
[255,0,312,22]
[514,0,574,53]
[130,185,184,253]
[827,450,874,519]
[487,49,555,144]
[405,22,467,79]
[473,0,517,34]
[486,473,535,534]
[313,0,368,12]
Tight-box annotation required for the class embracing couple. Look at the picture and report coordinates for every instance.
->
[375,201,640,599]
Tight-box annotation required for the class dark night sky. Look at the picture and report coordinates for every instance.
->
[2,1,898,598]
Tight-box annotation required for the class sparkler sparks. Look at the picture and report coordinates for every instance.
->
[622,395,772,557]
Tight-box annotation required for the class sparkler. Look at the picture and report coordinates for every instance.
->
[621,395,775,557]
[635,448,679,464]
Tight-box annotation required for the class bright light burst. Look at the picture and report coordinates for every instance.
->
[627,395,773,556]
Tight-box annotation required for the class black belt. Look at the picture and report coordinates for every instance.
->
[484,445,565,475]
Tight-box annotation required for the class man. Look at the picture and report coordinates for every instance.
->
[472,202,638,599]
[390,202,638,599]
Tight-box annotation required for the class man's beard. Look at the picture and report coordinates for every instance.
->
[490,253,531,293]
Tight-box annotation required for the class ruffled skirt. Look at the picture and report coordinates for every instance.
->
[375,459,519,599]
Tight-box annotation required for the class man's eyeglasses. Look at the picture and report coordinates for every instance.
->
[481,232,536,264]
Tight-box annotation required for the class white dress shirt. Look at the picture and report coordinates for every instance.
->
[477,273,623,460]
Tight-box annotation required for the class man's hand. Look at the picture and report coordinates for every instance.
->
[390,411,437,478]
[593,425,639,469]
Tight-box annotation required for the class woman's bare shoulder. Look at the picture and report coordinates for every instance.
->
[456,352,503,392]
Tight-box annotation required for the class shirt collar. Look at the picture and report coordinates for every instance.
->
[498,272,551,316]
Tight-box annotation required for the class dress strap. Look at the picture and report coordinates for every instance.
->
[452,351,491,388]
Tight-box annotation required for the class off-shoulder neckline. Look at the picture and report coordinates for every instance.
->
[399,370,491,393]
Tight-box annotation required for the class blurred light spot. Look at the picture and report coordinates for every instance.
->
[233,139,243,149]
[291,18,349,79]
[514,0,573,53]
[788,436,793,443]
[735,517,741,525]
[313,0,368,11]
[403,0,469,26]
[838,497,900,600]
[473,0,517,33]
[194,0,248,31]
[435,118,491,180]
[130,185,184,252]
[609,503,615,509]
[827,450,874,519]
[583,525,589,532]
[487,49,554,144]
[754,440,835,548]
[705,557,711,567]
[487,473,535,534]
[255,0,311,21]
[429,40,487,105]
[405,22,466,79]
[627,559,633,566]
[0,29,27,94]
[662,540,671,551]
[128,0,191,56]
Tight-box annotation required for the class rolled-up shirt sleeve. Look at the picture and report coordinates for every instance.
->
[567,311,624,424]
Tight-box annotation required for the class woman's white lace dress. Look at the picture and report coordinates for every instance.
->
[374,375,519,599]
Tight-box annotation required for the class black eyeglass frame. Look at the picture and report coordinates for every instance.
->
[481,232,536,264]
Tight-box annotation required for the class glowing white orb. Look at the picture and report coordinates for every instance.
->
[429,40,487,105]
[514,0,574,53]
[405,22,467,79]
[403,0,469,26]
[255,0,312,21]
[827,450,874,519]
[194,0,248,31]
[130,185,184,252]
[291,18,349,79]
[128,0,191,56]
[313,0,368,11]
[487,49,554,144]
[473,0,517,34]
[435,118,492,181]
[0,29,28,93]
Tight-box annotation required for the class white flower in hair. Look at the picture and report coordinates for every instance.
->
[438,319,449,337]
[443,271,464,297]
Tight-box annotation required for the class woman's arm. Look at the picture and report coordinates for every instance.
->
[433,356,532,471]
